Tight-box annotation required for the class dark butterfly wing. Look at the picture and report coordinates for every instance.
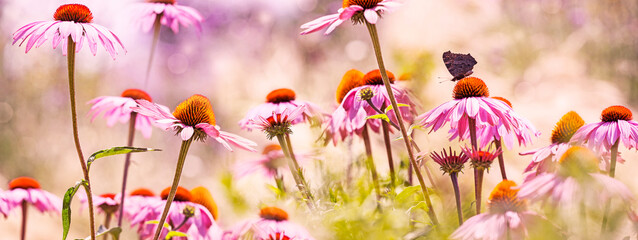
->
[442,51,477,81]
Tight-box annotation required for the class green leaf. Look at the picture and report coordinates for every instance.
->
[62,180,84,240]
[74,226,122,240]
[406,201,429,214]
[366,114,390,122]
[384,103,410,113]
[87,147,161,172]
[165,231,188,240]
[395,185,421,202]
[144,220,171,230]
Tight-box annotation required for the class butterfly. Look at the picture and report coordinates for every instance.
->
[442,51,477,82]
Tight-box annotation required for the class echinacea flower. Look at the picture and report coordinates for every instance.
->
[337,69,417,134]
[1,177,61,215]
[429,147,469,224]
[462,146,502,214]
[417,77,520,146]
[140,186,219,240]
[125,188,162,239]
[571,105,638,153]
[12,4,125,59]
[224,206,314,240]
[234,144,309,179]
[248,105,307,140]
[323,69,366,145]
[80,193,120,215]
[451,180,548,240]
[134,0,204,33]
[88,89,162,138]
[521,111,585,178]
[133,94,257,151]
[300,0,402,35]
[239,88,324,131]
[518,146,634,206]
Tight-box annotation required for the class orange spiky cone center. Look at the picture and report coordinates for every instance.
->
[551,111,585,144]
[343,0,382,8]
[100,193,116,199]
[262,144,283,155]
[161,186,192,202]
[259,206,289,222]
[121,89,153,102]
[601,105,633,122]
[173,94,216,126]
[361,69,395,86]
[190,186,219,220]
[488,180,526,213]
[336,69,365,103]
[8,177,41,190]
[266,89,296,104]
[453,77,489,99]
[130,188,155,197]
[53,4,93,23]
[491,97,512,108]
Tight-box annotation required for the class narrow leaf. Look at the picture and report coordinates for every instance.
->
[62,181,84,240]
[384,103,410,113]
[87,147,161,172]
[366,114,390,122]
[165,231,188,240]
[395,185,421,202]
[144,220,171,230]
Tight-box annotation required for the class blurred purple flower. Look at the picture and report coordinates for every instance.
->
[233,144,310,179]
[1,177,61,215]
[88,89,163,139]
[224,206,314,240]
[134,0,204,33]
[239,88,324,131]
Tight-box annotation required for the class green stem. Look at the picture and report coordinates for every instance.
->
[117,112,137,227]
[494,139,507,180]
[144,14,162,88]
[67,38,96,240]
[601,140,620,233]
[276,135,314,209]
[365,22,438,225]
[362,124,382,200]
[450,173,463,225]
[20,201,27,240]
[152,138,193,240]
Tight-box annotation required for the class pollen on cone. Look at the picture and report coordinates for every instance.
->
[190,186,219,220]
[259,206,289,222]
[173,94,216,126]
[551,111,584,144]
[453,77,489,99]
[8,176,41,190]
[161,186,192,202]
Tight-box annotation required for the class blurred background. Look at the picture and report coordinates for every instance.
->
[0,0,637,238]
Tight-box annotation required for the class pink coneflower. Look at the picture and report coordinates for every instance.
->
[430,147,469,225]
[125,188,162,239]
[80,193,120,230]
[134,0,204,33]
[571,105,638,153]
[521,111,585,178]
[248,105,308,140]
[451,180,547,240]
[338,69,417,132]
[88,89,161,138]
[2,177,61,240]
[323,69,366,145]
[234,144,309,179]
[133,94,257,151]
[224,206,314,240]
[300,0,401,35]
[462,146,502,214]
[13,4,125,59]
[239,88,324,131]
[518,146,634,206]
[417,77,519,149]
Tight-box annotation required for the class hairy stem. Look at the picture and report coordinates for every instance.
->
[152,138,193,240]
[362,124,382,200]
[276,134,314,209]
[144,14,162,88]
[67,38,96,240]
[450,173,463,225]
[117,112,137,227]
[365,22,438,225]
[494,139,507,180]
[20,201,27,240]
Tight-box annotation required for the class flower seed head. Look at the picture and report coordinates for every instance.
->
[259,206,289,222]
[173,94,216,126]
[161,186,192,202]
[266,88,296,104]
[361,69,395,85]
[453,77,489,99]
[54,4,93,23]
[359,87,374,101]
[551,111,584,144]
[601,105,633,122]
[336,69,364,103]
[462,146,501,171]
[430,147,469,175]
[8,177,41,190]
[488,180,526,213]
[121,89,153,102]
